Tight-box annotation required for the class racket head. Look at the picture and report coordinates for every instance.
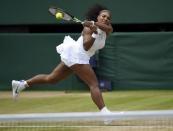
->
[48,7,83,23]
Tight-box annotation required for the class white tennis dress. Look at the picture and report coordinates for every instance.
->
[56,28,106,67]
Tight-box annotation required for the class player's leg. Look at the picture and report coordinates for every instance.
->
[12,62,72,98]
[70,64,109,112]
[26,62,72,86]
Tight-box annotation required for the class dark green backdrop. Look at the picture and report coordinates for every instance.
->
[1,32,173,90]
[0,0,173,90]
[97,32,173,89]
[0,0,173,24]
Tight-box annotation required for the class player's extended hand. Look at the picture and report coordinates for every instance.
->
[83,20,97,33]
[89,24,97,33]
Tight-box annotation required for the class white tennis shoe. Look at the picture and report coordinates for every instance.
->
[100,107,112,125]
[12,80,26,99]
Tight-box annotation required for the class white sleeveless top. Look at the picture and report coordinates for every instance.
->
[78,28,106,57]
[56,28,106,66]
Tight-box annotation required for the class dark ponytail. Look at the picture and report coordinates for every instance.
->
[85,4,108,21]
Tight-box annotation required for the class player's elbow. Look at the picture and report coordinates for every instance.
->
[106,27,113,36]
[108,26,113,33]
[83,41,92,51]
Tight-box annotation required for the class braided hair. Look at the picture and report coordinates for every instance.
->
[85,4,109,21]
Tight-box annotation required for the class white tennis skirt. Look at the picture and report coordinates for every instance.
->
[56,35,90,67]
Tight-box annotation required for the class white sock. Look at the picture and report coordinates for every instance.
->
[23,81,29,88]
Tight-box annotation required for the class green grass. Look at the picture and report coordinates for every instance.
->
[0,90,173,131]
[0,90,173,114]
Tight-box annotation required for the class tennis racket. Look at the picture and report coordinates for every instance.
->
[48,7,84,24]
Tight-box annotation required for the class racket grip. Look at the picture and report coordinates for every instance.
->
[91,21,94,26]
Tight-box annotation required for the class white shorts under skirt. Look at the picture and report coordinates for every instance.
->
[56,36,90,67]
[60,57,77,67]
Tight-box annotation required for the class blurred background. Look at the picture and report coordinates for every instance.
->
[1,0,173,91]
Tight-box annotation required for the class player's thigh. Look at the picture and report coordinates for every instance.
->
[50,62,73,81]
[70,64,98,87]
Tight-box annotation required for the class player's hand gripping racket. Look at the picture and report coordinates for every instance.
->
[48,7,84,24]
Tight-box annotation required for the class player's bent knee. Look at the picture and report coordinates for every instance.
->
[46,75,57,84]
[89,83,99,90]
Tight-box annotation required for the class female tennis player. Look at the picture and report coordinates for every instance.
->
[12,4,113,113]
